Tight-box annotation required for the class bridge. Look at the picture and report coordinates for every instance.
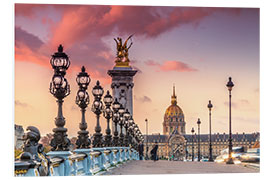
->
[15,152,259,176]
[14,44,259,177]
[104,160,259,175]
[15,147,139,176]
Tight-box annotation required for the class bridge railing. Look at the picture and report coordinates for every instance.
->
[14,147,139,177]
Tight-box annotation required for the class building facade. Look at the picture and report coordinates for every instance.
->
[15,124,24,149]
[163,85,186,135]
[144,86,259,160]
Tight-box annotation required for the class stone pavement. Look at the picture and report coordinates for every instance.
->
[103,160,259,175]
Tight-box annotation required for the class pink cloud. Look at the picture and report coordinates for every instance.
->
[15,26,44,50]
[145,60,197,72]
[145,60,160,66]
[160,60,197,72]
[15,41,49,68]
[15,5,242,82]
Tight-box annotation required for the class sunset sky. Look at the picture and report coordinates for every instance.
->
[14,4,259,137]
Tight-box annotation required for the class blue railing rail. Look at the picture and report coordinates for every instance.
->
[14,159,41,176]
[14,147,139,176]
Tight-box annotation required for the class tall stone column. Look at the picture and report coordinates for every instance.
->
[108,66,137,134]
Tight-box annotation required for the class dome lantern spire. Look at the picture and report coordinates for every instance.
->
[171,84,177,105]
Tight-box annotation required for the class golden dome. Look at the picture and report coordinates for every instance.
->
[164,85,184,117]
[165,104,184,117]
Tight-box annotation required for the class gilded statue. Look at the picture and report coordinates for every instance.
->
[122,35,133,62]
[114,37,124,59]
[114,35,133,66]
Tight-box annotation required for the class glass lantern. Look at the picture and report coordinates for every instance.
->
[76,66,90,90]
[112,98,121,112]
[50,44,70,74]
[92,80,104,98]
[103,90,113,106]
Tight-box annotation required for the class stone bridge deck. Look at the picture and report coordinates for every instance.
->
[104,160,259,175]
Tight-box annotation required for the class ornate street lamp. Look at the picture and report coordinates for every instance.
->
[76,66,90,89]
[128,117,134,146]
[118,104,125,147]
[134,124,139,149]
[197,118,201,161]
[135,128,140,150]
[112,98,121,146]
[91,81,104,147]
[123,109,131,147]
[103,90,113,147]
[49,45,71,151]
[130,121,136,148]
[191,127,195,161]
[75,66,91,149]
[50,44,70,76]
[145,118,149,160]
[185,140,188,160]
[207,100,214,162]
[226,77,234,164]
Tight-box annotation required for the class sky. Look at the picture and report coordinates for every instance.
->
[14,4,259,137]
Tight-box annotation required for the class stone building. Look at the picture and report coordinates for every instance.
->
[144,86,259,160]
[15,124,24,149]
[163,85,186,135]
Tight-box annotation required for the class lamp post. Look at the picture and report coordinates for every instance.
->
[123,109,131,147]
[49,44,71,151]
[130,122,136,149]
[135,128,140,151]
[197,118,201,161]
[91,81,104,147]
[208,100,214,162]
[191,127,195,161]
[128,117,134,146]
[118,104,125,147]
[145,118,149,160]
[103,90,113,147]
[112,98,121,146]
[75,66,91,149]
[134,124,139,149]
[226,77,234,164]
[185,140,188,160]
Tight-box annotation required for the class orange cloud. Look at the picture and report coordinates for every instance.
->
[145,60,197,72]
[15,42,49,68]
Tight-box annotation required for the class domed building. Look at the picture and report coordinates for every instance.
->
[143,85,259,161]
[163,85,186,135]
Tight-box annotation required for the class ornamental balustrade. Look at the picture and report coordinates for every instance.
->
[15,146,139,176]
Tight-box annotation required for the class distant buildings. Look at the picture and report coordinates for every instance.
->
[15,124,24,149]
[144,86,260,160]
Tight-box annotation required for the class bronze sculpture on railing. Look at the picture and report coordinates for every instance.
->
[18,126,50,176]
